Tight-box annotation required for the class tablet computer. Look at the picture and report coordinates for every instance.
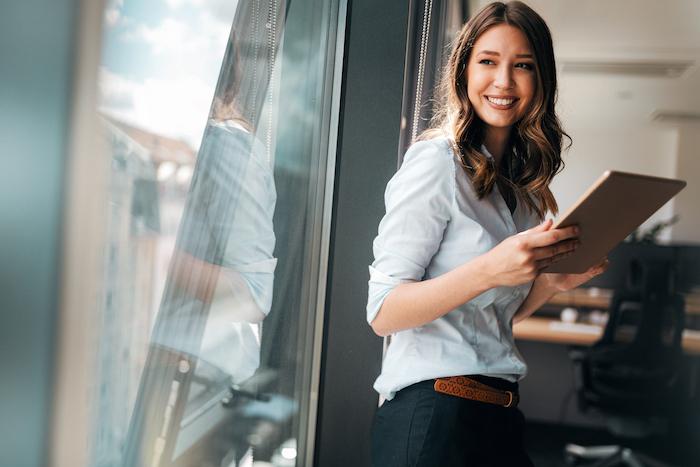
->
[543,170,686,274]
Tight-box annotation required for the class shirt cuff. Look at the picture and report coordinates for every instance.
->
[366,266,414,325]
[214,258,277,318]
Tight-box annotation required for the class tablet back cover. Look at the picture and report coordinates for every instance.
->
[544,171,686,274]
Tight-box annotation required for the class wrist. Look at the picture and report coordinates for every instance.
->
[537,273,562,295]
[474,252,500,290]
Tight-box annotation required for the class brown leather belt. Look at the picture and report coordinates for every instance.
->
[434,376,519,408]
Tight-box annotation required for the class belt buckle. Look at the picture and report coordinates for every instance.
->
[504,390,514,408]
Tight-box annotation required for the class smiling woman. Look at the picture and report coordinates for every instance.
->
[423,0,567,219]
[467,25,537,156]
[368,2,607,466]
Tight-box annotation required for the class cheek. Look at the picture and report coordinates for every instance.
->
[466,85,479,106]
[465,75,484,106]
[462,81,476,109]
[521,75,537,101]
[516,77,537,112]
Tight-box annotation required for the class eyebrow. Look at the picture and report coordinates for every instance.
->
[477,50,534,59]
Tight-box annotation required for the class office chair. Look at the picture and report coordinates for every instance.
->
[565,259,686,466]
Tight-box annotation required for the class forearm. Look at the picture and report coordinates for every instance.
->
[171,251,267,323]
[171,250,220,303]
[512,274,558,324]
[370,254,496,336]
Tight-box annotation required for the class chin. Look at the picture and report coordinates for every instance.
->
[482,117,515,129]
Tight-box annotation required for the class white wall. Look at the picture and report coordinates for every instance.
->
[549,126,680,242]
[670,125,700,244]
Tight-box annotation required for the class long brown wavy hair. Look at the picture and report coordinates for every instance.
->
[423,1,570,219]
[209,29,252,132]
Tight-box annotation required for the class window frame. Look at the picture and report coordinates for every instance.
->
[312,0,412,465]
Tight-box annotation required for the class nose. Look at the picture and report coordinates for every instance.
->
[494,64,514,90]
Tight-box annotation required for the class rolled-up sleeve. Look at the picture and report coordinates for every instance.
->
[366,140,455,324]
[220,147,277,316]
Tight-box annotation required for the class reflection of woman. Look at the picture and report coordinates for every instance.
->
[171,113,277,382]
[368,3,607,465]
[122,25,278,467]
[153,31,277,383]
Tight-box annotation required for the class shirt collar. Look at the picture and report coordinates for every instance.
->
[480,144,494,160]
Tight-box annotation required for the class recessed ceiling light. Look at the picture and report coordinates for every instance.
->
[617,90,633,100]
[561,60,693,78]
[650,111,700,123]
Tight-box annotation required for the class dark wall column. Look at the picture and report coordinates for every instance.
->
[314,0,410,465]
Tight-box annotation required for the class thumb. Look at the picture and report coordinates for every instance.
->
[517,218,552,236]
[530,218,553,233]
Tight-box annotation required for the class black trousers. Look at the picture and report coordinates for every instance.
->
[371,376,534,467]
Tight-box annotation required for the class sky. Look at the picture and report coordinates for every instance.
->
[99,0,239,149]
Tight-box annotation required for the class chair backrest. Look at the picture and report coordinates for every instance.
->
[600,259,685,357]
[576,259,686,418]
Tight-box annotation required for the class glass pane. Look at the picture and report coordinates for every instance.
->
[398,0,469,159]
[91,0,342,465]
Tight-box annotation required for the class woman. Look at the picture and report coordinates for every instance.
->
[367,2,608,466]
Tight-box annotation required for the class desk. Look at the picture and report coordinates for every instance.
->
[548,288,700,315]
[514,316,700,355]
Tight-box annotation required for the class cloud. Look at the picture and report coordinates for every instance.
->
[99,67,214,148]
[167,0,204,8]
[105,0,125,27]
[166,0,235,18]
[199,0,239,20]
[105,9,121,26]
[99,0,241,147]
[99,76,134,111]
[123,14,228,58]
[126,18,191,54]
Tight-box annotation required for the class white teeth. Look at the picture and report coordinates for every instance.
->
[487,96,515,106]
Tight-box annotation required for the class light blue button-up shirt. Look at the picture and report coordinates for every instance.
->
[367,137,540,401]
[153,120,277,384]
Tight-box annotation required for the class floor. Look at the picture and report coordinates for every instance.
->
[524,421,700,467]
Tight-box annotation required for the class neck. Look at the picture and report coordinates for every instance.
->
[483,127,511,166]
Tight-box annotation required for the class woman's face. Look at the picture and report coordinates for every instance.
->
[466,24,537,134]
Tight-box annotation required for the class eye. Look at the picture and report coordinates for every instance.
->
[479,59,495,65]
[515,62,534,70]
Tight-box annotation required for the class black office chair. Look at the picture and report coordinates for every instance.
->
[566,260,686,466]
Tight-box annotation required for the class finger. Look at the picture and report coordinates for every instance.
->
[589,257,610,275]
[534,218,553,232]
[518,218,552,236]
[526,225,579,248]
[536,248,576,270]
[532,238,579,261]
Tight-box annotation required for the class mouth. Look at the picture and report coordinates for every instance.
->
[484,95,519,109]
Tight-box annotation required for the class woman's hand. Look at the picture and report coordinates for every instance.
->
[483,219,580,288]
[540,257,610,293]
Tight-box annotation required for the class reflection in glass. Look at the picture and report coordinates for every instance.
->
[89,0,342,465]
[121,4,283,464]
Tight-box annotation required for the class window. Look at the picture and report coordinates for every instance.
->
[89,0,344,465]
[398,0,470,159]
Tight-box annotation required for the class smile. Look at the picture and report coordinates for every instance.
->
[485,96,518,109]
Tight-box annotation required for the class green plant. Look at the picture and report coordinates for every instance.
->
[625,215,680,244]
